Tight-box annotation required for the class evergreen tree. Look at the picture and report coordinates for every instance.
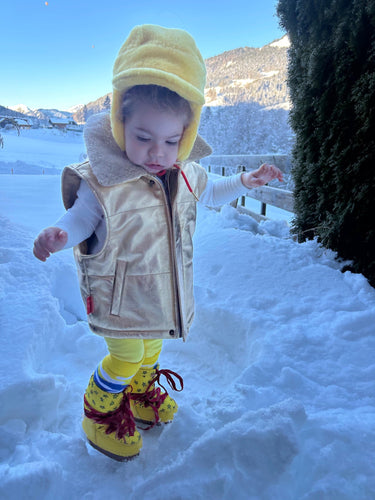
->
[103,95,111,110]
[277,0,375,286]
[83,105,88,121]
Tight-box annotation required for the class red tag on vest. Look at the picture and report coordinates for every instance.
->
[86,296,94,314]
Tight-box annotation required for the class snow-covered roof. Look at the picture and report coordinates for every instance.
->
[49,117,71,124]
[14,118,31,125]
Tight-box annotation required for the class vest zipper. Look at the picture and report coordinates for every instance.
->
[152,173,184,338]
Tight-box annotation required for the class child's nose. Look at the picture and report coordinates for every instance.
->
[150,142,164,157]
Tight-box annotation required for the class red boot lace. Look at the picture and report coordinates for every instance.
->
[130,368,184,428]
[84,389,136,440]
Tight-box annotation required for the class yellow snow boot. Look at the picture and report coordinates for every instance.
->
[130,364,183,428]
[82,375,142,461]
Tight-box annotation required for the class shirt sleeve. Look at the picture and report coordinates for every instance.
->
[199,173,247,207]
[55,179,104,249]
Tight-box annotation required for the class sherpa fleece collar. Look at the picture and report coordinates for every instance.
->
[83,112,212,187]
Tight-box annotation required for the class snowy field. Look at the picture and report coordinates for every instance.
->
[0,128,85,175]
[1,129,375,499]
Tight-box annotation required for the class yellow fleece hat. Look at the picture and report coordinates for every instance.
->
[111,24,206,161]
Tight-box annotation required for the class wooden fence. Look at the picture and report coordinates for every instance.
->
[204,158,294,222]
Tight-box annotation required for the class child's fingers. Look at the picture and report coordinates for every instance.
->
[33,239,50,261]
[271,165,283,181]
[244,165,284,188]
[261,164,283,182]
[42,234,56,253]
[33,231,57,260]
[44,228,67,252]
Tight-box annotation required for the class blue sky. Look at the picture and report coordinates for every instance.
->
[2,0,285,111]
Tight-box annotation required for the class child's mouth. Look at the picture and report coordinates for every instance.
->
[145,163,164,172]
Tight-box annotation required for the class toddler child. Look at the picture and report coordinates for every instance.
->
[33,24,283,461]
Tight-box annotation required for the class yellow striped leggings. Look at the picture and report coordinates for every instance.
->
[94,338,163,392]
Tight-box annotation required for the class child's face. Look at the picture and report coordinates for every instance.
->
[124,102,186,174]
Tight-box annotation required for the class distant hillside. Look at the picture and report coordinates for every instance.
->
[35,108,73,121]
[72,94,111,124]
[1,105,76,128]
[69,36,290,121]
[67,36,293,153]
[205,36,290,109]
[1,36,293,154]
[199,102,293,155]
[199,35,292,154]
[0,105,27,119]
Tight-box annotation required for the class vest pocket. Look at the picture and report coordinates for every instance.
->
[110,259,127,316]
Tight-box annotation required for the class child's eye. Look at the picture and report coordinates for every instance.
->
[137,136,150,142]
[166,141,178,146]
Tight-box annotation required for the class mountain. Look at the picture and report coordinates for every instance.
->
[1,36,293,153]
[204,35,290,109]
[70,36,290,122]
[199,101,293,156]
[69,35,292,153]
[0,105,27,119]
[71,93,111,124]
[1,105,75,127]
[9,104,35,115]
[34,108,73,120]
[269,36,290,48]
[67,103,84,114]
[198,35,292,154]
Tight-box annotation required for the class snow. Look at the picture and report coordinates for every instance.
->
[230,78,257,87]
[204,86,226,107]
[1,129,375,499]
[261,71,279,78]
[9,104,34,114]
[269,35,290,49]
[67,104,84,114]
[0,128,85,174]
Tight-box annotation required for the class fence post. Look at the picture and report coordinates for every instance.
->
[239,165,246,206]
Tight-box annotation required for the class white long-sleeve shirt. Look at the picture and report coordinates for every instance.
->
[56,172,247,252]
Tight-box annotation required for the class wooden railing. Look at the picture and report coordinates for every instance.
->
[202,155,294,221]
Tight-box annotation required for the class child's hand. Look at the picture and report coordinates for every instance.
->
[33,227,68,262]
[241,163,284,188]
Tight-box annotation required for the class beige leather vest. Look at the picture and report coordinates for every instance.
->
[62,159,208,340]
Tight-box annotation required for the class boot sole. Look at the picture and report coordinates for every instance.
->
[82,417,141,461]
[134,417,172,429]
[87,439,139,462]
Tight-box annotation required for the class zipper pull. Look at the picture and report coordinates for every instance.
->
[86,295,94,314]
[173,164,199,201]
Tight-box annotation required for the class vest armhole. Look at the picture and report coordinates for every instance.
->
[61,166,83,210]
